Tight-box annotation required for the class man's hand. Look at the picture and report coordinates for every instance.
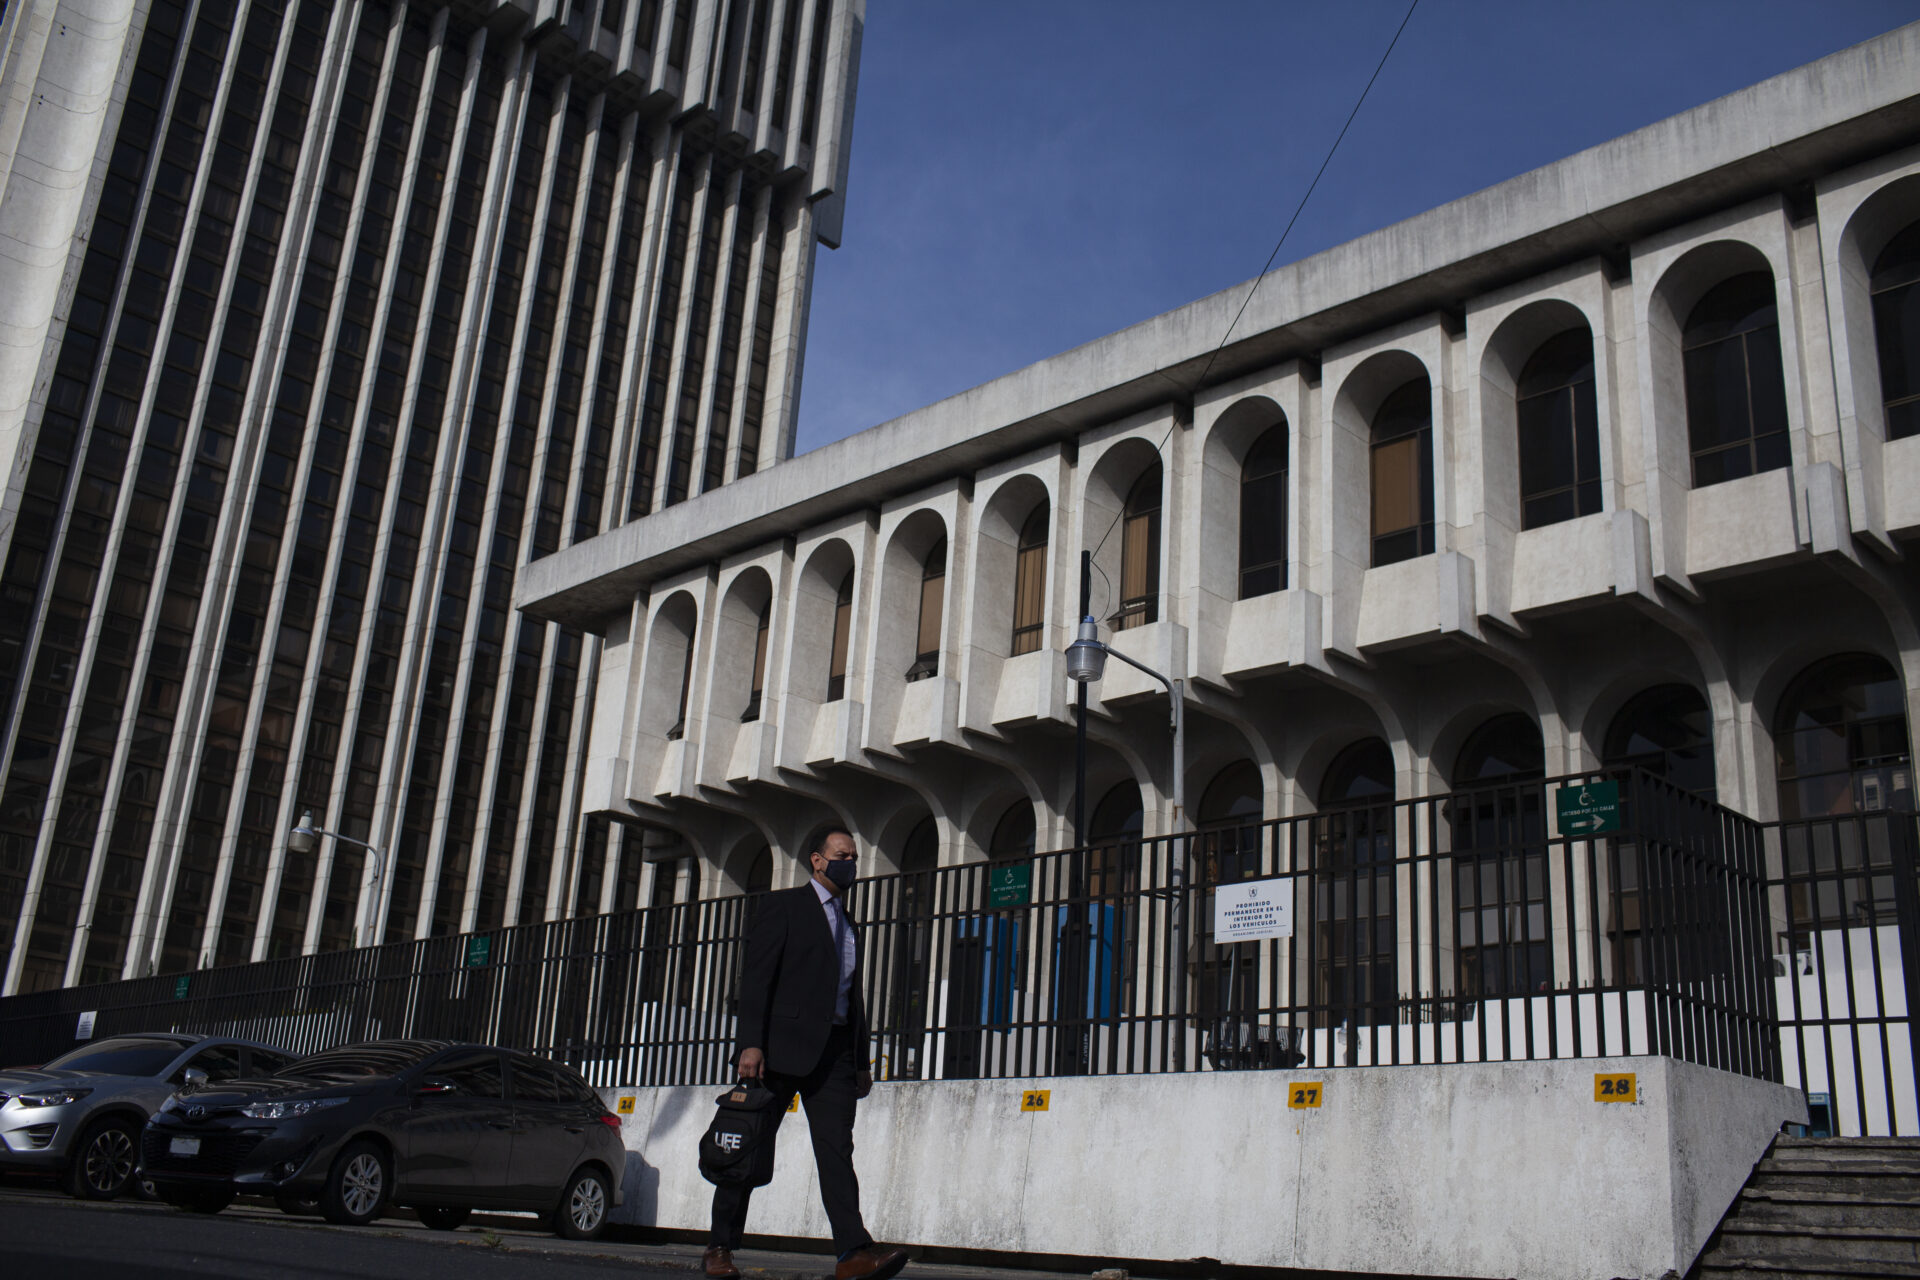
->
[738,1047,765,1081]
[855,1069,873,1099]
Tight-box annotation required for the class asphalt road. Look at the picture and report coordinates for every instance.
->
[0,1188,696,1280]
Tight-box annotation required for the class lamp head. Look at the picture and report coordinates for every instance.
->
[1065,615,1106,683]
[288,810,318,856]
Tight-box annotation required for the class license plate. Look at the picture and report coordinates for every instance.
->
[169,1137,200,1157]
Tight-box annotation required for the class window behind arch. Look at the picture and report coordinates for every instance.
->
[1450,714,1548,999]
[1517,328,1601,529]
[745,846,773,895]
[1603,684,1715,801]
[1370,379,1434,566]
[908,537,945,681]
[1313,739,1395,1029]
[666,632,694,741]
[1684,272,1789,487]
[1010,505,1048,655]
[1775,654,1913,819]
[1871,221,1920,442]
[826,568,853,701]
[989,800,1036,861]
[1239,426,1288,598]
[1194,761,1263,1040]
[1115,463,1161,630]
[742,604,770,721]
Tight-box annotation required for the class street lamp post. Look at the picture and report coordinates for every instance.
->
[288,811,387,950]
[1064,614,1190,1068]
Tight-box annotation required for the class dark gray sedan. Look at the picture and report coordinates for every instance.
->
[0,1032,294,1198]
[141,1040,626,1238]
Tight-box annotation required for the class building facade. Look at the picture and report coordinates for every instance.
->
[0,0,863,993]
[521,27,1920,916]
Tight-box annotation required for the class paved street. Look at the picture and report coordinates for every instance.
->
[0,1183,1093,1280]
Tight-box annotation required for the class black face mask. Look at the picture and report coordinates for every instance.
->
[820,858,857,889]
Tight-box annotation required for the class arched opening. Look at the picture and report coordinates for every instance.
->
[907,538,946,681]
[1604,684,1716,800]
[989,800,1036,861]
[1871,221,1920,441]
[1313,739,1396,1030]
[1370,378,1434,566]
[1239,426,1288,598]
[1011,504,1049,655]
[1517,327,1601,529]
[1684,272,1789,488]
[1775,654,1913,819]
[1450,714,1548,998]
[826,568,854,701]
[880,814,940,1079]
[745,845,773,895]
[743,604,770,721]
[1116,463,1162,630]
[1194,761,1264,1042]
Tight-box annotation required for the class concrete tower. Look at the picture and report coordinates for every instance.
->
[0,0,863,992]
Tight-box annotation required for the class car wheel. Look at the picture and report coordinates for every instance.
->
[63,1116,139,1200]
[550,1165,610,1240]
[416,1206,471,1231]
[322,1139,390,1226]
[275,1191,320,1216]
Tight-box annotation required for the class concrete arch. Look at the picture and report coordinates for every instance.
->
[637,590,700,742]
[1332,348,1433,433]
[791,536,857,705]
[975,473,1051,660]
[712,566,774,725]
[878,507,948,683]
[1480,299,1598,531]
[1081,436,1165,626]
[1198,395,1289,609]
[1835,172,1920,443]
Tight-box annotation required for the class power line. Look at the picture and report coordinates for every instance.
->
[1086,0,1422,612]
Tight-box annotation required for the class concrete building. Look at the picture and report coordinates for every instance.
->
[0,0,864,993]
[520,24,1920,909]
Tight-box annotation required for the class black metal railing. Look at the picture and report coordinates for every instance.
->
[1766,809,1920,1136]
[0,769,1782,1091]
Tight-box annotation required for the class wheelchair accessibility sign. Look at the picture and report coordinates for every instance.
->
[1554,781,1621,836]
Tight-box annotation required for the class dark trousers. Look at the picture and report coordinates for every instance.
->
[710,1024,871,1255]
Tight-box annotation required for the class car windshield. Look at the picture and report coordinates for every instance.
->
[277,1043,435,1083]
[41,1038,186,1076]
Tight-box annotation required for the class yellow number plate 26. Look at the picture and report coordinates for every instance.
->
[1288,1083,1323,1109]
[1594,1073,1637,1102]
[1021,1090,1050,1111]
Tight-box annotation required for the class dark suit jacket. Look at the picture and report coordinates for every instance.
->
[735,883,869,1077]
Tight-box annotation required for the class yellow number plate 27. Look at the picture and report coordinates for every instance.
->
[1288,1083,1323,1109]
[1594,1073,1637,1102]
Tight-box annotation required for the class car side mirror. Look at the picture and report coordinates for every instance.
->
[180,1067,209,1090]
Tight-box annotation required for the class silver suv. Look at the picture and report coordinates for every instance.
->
[0,1032,293,1199]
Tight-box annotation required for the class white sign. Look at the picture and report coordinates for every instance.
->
[1213,876,1294,942]
[75,1010,97,1040]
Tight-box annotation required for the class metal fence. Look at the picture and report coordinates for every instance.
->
[0,769,1787,1095]
[1767,810,1920,1136]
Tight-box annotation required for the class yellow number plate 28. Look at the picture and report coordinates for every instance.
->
[1288,1083,1323,1109]
[1594,1073,1637,1102]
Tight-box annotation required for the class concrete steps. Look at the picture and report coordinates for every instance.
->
[1692,1137,1920,1280]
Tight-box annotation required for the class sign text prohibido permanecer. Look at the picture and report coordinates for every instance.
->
[1212,876,1295,943]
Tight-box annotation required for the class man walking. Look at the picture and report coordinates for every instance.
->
[706,828,909,1280]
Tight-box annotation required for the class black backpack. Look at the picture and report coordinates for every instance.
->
[698,1080,783,1188]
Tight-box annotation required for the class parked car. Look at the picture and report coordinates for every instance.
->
[0,1032,294,1199]
[140,1039,625,1238]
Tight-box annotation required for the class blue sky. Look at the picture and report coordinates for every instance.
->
[792,0,1918,454]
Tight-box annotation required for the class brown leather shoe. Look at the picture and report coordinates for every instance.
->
[834,1246,908,1280]
[704,1246,742,1280]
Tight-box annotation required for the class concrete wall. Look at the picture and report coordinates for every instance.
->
[600,1056,1806,1280]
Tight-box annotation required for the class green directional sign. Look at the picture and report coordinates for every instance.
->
[466,934,491,968]
[987,862,1031,909]
[173,975,190,1000]
[1556,780,1621,836]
